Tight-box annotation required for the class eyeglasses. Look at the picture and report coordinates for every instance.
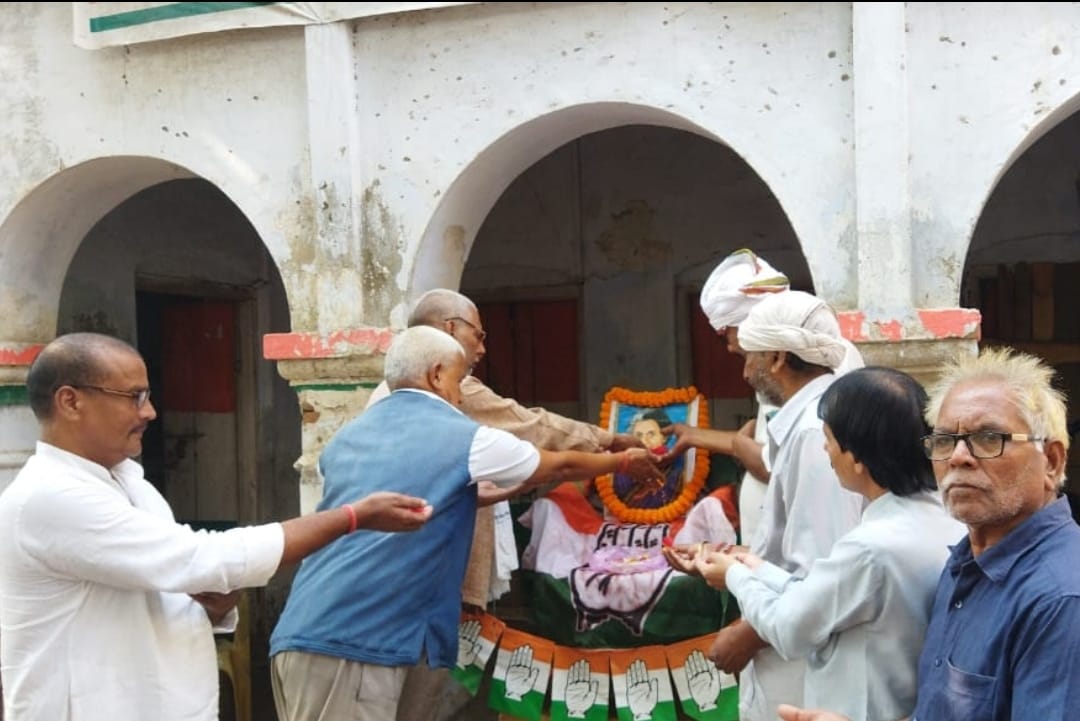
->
[921,431,1043,461]
[72,385,152,409]
[445,316,487,342]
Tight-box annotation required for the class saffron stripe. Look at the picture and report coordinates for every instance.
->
[89,2,277,34]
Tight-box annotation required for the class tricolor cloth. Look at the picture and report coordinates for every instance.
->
[488,628,555,721]
[610,647,677,721]
[450,611,506,694]
[665,635,740,721]
[738,289,863,372]
[699,248,790,331]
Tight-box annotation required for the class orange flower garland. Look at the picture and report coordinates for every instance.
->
[594,386,710,524]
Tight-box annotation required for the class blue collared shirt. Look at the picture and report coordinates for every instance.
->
[913,496,1080,720]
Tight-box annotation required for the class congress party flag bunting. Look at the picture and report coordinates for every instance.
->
[550,646,611,721]
[610,646,677,721]
[450,611,506,695]
[487,628,555,721]
[665,635,739,721]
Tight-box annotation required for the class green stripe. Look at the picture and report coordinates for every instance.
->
[292,382,377,393]
[89,2,277,34]
[0,385,28,406]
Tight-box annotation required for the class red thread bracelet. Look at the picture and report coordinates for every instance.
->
[618,452,631,475]
[341,504,358,534]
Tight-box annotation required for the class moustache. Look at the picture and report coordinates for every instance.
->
[939,470,990,495]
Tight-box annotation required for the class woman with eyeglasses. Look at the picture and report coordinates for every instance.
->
[672,367,965,721]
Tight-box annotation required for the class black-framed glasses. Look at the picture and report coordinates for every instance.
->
[72,385,152,409]
[921,431,1043,461]
[445,316,487,342]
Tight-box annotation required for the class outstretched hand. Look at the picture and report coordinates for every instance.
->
[663,541,722,576]
[608,433,646,453]
[353,491,433,532]
[619,448,666,486]
[776,704,853,721]
[659,423,696,464]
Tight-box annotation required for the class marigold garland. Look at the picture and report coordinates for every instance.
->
[594,386,710,524]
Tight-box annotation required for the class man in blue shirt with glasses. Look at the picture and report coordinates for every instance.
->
[778,346,1080,721]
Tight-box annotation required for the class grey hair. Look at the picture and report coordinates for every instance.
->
[384,326,465,390]
[925,346,1069,487]
[407,289,476,328]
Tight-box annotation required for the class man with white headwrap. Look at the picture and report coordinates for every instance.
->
[683,290,865,721]
[667,249,788,544]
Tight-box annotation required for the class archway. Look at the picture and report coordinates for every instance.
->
[0,158,299,721]
[962,103,1080,500]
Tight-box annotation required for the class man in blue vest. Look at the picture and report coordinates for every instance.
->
[269,325,663,721]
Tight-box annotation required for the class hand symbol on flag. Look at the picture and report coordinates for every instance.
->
[686,649,720,711]
[457,619,482,668]
[505,644,540,701]
[627,658,658,721]
[564,659,599,718]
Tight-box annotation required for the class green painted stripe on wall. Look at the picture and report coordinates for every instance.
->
[0,385,28,406]
[90,2,277,33]
[293,382,378,393]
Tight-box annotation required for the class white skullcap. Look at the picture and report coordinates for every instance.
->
[738,290,850,370]
[699,249,790,331]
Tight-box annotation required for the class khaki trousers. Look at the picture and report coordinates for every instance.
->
[271,650,408,721]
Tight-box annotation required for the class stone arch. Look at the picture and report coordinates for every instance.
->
[406,102,817,315]
[0,154,295,344]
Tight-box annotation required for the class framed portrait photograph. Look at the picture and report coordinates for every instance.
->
[594,387,710,524]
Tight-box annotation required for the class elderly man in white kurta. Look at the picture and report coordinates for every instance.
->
[710,291,864,721]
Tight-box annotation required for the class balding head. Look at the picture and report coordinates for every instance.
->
[408,289,476,328]
[407,289,487,370]
[27,333,140,420]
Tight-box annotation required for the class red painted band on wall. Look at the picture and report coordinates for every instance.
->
[0,344,45,367]
[837,309,981,343]
[263,328,396,360]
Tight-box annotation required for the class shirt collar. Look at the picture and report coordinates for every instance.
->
[766,373,835,447]
[947,496,1075,582]
[391,387,465,416]
[35,440,143,487]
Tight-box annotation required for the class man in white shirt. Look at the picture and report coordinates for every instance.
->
[686,291,864,721]
[0,332,434,721]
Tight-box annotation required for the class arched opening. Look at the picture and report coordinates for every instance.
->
[962,106,1080,503]
[462,123,810,438]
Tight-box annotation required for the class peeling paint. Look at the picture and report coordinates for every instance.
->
[263,328,395,360]
[0,343,44,367]
[593,199,671,271]
[837,311,867,342]
[917,308,981,339]
[360,183,406,323]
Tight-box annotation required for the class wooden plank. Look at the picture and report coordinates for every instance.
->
[996,265,1015,340]
[1013,262,1032,341]
[979,277,999,340]
[1054,263,1080,341]
[1031,263,1055,341]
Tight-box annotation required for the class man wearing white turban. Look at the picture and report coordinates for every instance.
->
[666,249,789,545]
[709,290,864,721]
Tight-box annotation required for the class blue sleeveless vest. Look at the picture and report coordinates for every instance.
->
[270,390,480,667]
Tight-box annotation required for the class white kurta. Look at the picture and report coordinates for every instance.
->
[0,442,285,721]
[737,393,776,545]
[730,491,965,721]
[740,374,864,721]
